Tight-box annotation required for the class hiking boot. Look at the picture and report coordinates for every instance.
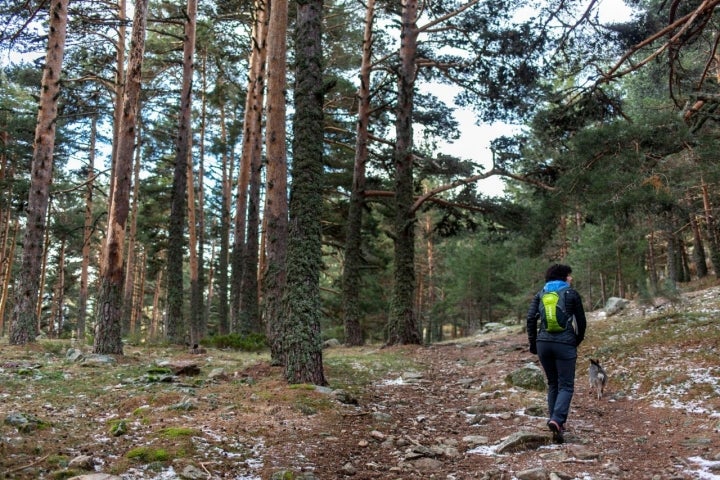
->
[548,420,564,444]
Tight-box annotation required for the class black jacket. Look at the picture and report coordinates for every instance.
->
[526,286,586,351]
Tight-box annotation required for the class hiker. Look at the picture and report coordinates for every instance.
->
[526,263,587,444]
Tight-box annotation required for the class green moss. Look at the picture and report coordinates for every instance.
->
[160,427,197,438]
[108,419,128,436]
[46,454,70,467]
[132,406,150,416]
[126,446,170,462]
[49,469,82,479]
[288,383,315,390]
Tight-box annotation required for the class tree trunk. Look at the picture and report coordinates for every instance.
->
[187,152,202,346]
[77,115,97,342]
[51,237,66,338]
[689,208,708,279]
[133,249,146,334]
[151,267,163,340]
[701,180,720,277]
[197,50,208,339]
[166,0,198,344]
[122,115,142,336]
[263,0,289,364]
[10,0,69,344]
[205,238,216,327]
[279,0,327,386]
[0,218,18,336]
[239,0,268,335]
[94,0,148,355]
[424,213,438,342]
[36,220,51,332]
[217,102,231,335]
[341,0,375,347]
[0,139,16,336]
[664,213,680,285]
[387,0,421,346]
[109,0,127,204]
[647,227,658,290]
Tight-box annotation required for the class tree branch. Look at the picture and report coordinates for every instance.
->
[598,0,720,83]
[418,0,481,34]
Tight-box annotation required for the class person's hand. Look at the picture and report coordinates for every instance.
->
[529,343,537,355]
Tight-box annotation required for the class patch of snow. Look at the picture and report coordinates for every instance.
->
[635,367,720,415]
[121,466,178,479]
[378,376,405,386]
[467,444,499,456]
[686,456,720,479]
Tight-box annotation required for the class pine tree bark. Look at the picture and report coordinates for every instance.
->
[122,116,142,336]
[187,152,202,346]
[166,0,198,344]
[132,249,146,333]
[150,267,163,340]
[387,0,422,346]
[701,181,720,277]
[10,0,69,345]
[280,0,327,385]
[197,51,208,338]
[0,136,15,335]
[94,0,148,355]
[77,115,97,342]
[263,0,289,363]
[37,222,51,331]
[341,0,375,347]
[0,219,18,336]
[50,237,66,338]
[239,0,268,335]
[217,102,231,335]
[109,0,127,204]
[688,199,708,279]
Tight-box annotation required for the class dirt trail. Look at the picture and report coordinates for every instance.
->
[265,328,720,479]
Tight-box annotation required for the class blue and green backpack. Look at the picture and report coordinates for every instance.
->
[538,287,572,333]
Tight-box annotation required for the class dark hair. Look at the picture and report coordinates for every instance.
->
[545,264,572,282]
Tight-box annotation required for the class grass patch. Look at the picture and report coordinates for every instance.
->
[323,346,422,393]
[126,446,171,462]
[288,383,315,390]
[160,427,198,438]
[293,394,333,415]
[39,340,68,356]
[108,419,129,436]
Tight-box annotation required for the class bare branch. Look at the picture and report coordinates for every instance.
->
[418,0,481,34]
[599,0,720,83]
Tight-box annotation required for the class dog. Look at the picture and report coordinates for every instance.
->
[589,359,607,400]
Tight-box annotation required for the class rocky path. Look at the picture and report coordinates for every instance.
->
[268,331,720,479]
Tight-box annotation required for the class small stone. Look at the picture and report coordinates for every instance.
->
[68,455,95,470]
[340,462,357,475]
[180,465,206,480]
[462,435,489,447]
[516,467,548,480]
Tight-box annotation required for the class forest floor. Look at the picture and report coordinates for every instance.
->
[2,282,720,480]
